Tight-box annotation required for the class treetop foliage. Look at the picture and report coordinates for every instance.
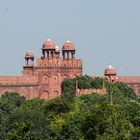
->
[0,75,140,139]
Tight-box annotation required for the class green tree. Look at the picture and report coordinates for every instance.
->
[81,103,133,140]
[2,92,25,107]
[62,79,76,99]
[5,122,37,140]
[76,75,93,89]
[43,98,74,115]
[91,77,105,89]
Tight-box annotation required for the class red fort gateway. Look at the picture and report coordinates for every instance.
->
[0,39,82,99]
[0,39,140,99]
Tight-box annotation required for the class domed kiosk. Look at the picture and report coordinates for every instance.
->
[42,39,55,49]
[42,39,56,58]
[25,51,34,66]
[62,40,76,59]
[104,65,117,83]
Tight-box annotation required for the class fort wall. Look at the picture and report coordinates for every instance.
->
[0,39,140,99]
[0,39,82,100]
[76,88,106,96]
[0,76,38,85]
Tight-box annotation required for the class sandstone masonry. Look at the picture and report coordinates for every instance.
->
[0,39,82,99]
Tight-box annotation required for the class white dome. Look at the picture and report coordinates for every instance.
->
[66,40,71,43]
[55,45,60,52]
[47,38,51,41]
[108,65,114,69]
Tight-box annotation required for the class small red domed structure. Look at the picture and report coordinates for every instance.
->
[62,40,76,59]
[41,39,56,58]
[25,51,34,58]
[25,51,34,66]
[104,65,117,83]
[104,65,117,75]
[42,39,55,49]
[62,40,75,50]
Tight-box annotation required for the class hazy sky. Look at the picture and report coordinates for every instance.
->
[0,0,140,76]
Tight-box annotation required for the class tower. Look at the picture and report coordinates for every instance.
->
[62,40,76,59]
[104,65,117,83]
[42,39,57,59]
[22,38,82,99]
[23,51,34,76]
[25,51,34,66]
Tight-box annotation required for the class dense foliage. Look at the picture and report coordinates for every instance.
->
[0,76,140,139]
[62,75,106,99]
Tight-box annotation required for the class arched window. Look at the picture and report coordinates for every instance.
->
[54,90,59,98]
[64,75,69,79]
[53,74,59,84]
[42,75,49,84]
[73,74,77,79]
[41,90,49,99]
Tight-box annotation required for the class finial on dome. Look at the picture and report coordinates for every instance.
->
[66,40,71,43]
[55,45,60,52]
[108,64,113,69]
[47,38,51,41]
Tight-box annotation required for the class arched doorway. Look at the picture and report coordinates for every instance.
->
[64,74,69,80]
[40,90,49,99]
[53,90,59,98]
[73,74,77,79]
[53,74,59,84]
[42,75,49,84]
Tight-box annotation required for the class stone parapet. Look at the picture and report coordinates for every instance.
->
[0,76,38,85]
[76,88,106,96]
[36,58,82,68]
[117,76,140,84]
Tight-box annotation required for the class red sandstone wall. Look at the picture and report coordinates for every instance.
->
[0,85,39,99]
[0,76,38,85]
[92,76,140,95]
[0,76,40,99]
[36,58,82,68]
[117,76,140,95]
[0,48,83,100]
[76,88,106,96]
[117,76,140,83]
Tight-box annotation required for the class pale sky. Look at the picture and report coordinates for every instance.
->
[0,0,140,76]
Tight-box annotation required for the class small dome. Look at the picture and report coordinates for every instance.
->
[62,40,75,50]
[25,51,34,58]
[42,39,55,49]
[55,45,60,52]
[104,65,117,75]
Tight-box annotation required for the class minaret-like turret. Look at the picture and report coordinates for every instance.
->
[25,51,34,66]
[62,40,76,59]
[42,39,56,59]
[104,64,117,83]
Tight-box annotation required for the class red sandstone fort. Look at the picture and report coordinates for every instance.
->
[0,39,140,99]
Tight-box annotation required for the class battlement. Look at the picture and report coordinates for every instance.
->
[76,88,106,96]
[0,39,83,100]
[0,76,38,85]
[117,76,140,84]
[36,58,82,68]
